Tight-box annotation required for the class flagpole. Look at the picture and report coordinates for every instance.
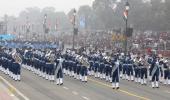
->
[72,9,77,50]
[124,0,130,55]
[43,14,47,42]
[125,16,128,55]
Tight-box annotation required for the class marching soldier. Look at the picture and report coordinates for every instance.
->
[73,57,77,79]
[94,55,99,78]
[163,58,170,85]
[99,58,105,79]
[104,56,112,82]
[80,55,89,82]
[122,55,128,80]
[148,54,153,81]
[126,54,134,81]
[63,52,69,75]
[45,50,55,81]
[134,55,141,83]
[12,59,21,81]
[55,55,64,85]
[111,55,120,89]
[119,53,124,78]
[44,50,52,80]
[150,55,160,88]
[139,55,148,85]
[11,48,22,81]
[158,55,164,83]
[76,56,81,80]
[88,54,94,76]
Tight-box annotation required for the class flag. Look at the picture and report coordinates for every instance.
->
[123,10,128,20]
[55,19,59,31]
[79,17,85,28]
[69,16,75,25]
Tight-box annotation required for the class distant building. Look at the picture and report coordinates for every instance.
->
[0,20,6,34]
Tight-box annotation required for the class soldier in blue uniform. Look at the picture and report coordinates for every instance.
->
[99,58,105,79]
[72,57,77,79]
[158,56,164,83]
[150,55,160,88]
[45,52,51,80]
[126,55,134,81]
[24,48,33,71]
[122,55,128,80]
[12,60,21,81]
[64,52,69,75]
[70,56,76,77]
[111,55,120,89]
[94,55,100,78]
[139,55,148,85]
[68,55,73,77]
[163,58,170,85]
[119,53,124,78]
[8,54,15,79]
[55,55,64,85]
[134,55,141,83]
[88,55,94,76]
[41,53,46,78]
[45,51,55,81]
[75,56,81,80]
[148,54,154,81]
[104,57,111,82]
[80,54,88,82]
[10,48,22,81]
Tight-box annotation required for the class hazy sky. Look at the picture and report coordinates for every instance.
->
[0,0,94,17]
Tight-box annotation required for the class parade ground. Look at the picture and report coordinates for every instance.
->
[1,67,170,100]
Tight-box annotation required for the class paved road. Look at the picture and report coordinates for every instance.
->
[0,77,19,100]
[1,67,170,100]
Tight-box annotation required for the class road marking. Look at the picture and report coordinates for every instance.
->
[165,91,170,94]
[88,78,151,100]
[10,94,15,96]
[82,96,90,100]
[63,86,69,90]
[72,91,78,95]
[0,76,29,100]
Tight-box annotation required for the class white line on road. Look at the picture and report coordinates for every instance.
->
[72,91,78,95]
[10,94,15,96]
[82,96,90,100]
[165,91,170,94]
[0,76,29,100]
[63,86,69,90]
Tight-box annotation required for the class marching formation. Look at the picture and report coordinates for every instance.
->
[60,49,170,89]
[22,48,64,85]
[0,48,21,81]
[0,45,170,90]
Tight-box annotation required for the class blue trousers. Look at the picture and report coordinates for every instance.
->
[112,69,119,82]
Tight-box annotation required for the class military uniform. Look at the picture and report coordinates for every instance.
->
[99,59,105,79]
[134,57,141,83]
[122,56,128,80]
[88,55,94,76]
[126,56,134,81]
[104,59,111,82]
[94,56,99,78]
[55,56,64,85]
[0,49,21,81]
[150,57,160,88]
[111,57,120,89]
[80,56,88,82]
[76,59,81,80]
[139,57,148,85]
[163,59,170,85]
